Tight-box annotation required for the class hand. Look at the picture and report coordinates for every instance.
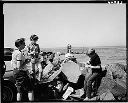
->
[85,65,91,68]
[86,61,90,65]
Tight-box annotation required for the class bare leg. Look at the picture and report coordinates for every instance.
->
[32,63,35,78]
[28,91,34,101]
[17,93,22,101]
[37,62,42,81]
[85,73,99,99]
[38,72,41,81]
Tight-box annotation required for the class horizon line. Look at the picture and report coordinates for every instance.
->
[40,45,126,49]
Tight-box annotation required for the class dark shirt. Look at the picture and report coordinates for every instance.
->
[89,53,102,73]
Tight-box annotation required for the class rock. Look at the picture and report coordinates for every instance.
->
[111,78,126,98]
[75,89,84,97]
[99,90,115,100]
[90,96,97,100]
[97,63,126,101]
[70,89,84,98]
[105,63,126,81]
[97,76,116,95]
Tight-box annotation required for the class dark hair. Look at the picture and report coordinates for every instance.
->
[30,34,39,41]
[15,38,25,48]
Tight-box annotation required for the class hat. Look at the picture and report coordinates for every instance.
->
[86,48,95,55]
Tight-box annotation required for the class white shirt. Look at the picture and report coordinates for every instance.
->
[11,49,25,69]
[11,49,30,71]
[65,53,73,58]
[43,61,54,76]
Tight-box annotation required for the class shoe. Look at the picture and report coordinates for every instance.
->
[91,92,97,97]
[61,97,65,101]
[81,93,86,99]
[83,97,91,101]
[37,77,41,81]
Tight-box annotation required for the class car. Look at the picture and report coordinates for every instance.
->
[2,48,17,102]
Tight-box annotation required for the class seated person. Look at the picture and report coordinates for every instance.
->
[52,52,61,65]
[83,48,102,100]
[62,53,77,64]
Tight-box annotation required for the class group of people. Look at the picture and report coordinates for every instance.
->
[11,34,42,101]
[11,34,102,101]
[61,48,102,101]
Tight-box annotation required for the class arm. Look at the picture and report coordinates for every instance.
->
[27,45,31,55]
[16,53,23,69]
[16,53,30,69]
[62,58,69,64]
[86,55,101,69]
[16,60,22,69]
[37,44,40,53]
[86,65,101,69]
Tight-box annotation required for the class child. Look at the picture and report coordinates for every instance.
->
[11,38,34,101]
[27,34,42,81]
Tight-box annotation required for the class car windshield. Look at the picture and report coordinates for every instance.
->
[4,48,14,61]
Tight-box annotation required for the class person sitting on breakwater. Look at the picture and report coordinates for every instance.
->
[62,53,77,64]
[83,48,102,100]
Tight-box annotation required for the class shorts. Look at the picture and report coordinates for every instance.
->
[13,70,33,93]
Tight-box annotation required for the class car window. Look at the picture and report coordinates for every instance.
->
[4,48,14,61]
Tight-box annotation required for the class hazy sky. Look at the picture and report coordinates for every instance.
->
[4,3,126,48]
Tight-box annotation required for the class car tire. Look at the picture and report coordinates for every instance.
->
[2,82,17,102]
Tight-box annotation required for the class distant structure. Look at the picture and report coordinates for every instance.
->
[67,44,72,53]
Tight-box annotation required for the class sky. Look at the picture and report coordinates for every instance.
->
[4,3,126,48]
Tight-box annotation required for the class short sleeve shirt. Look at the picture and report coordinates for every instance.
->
[11,49,25,69]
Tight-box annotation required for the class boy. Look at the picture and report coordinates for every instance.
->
[27,34,42,81]
[11,38,34,101]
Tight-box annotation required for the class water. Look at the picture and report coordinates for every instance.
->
[5,46,126,71]
[41,46,126,66]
